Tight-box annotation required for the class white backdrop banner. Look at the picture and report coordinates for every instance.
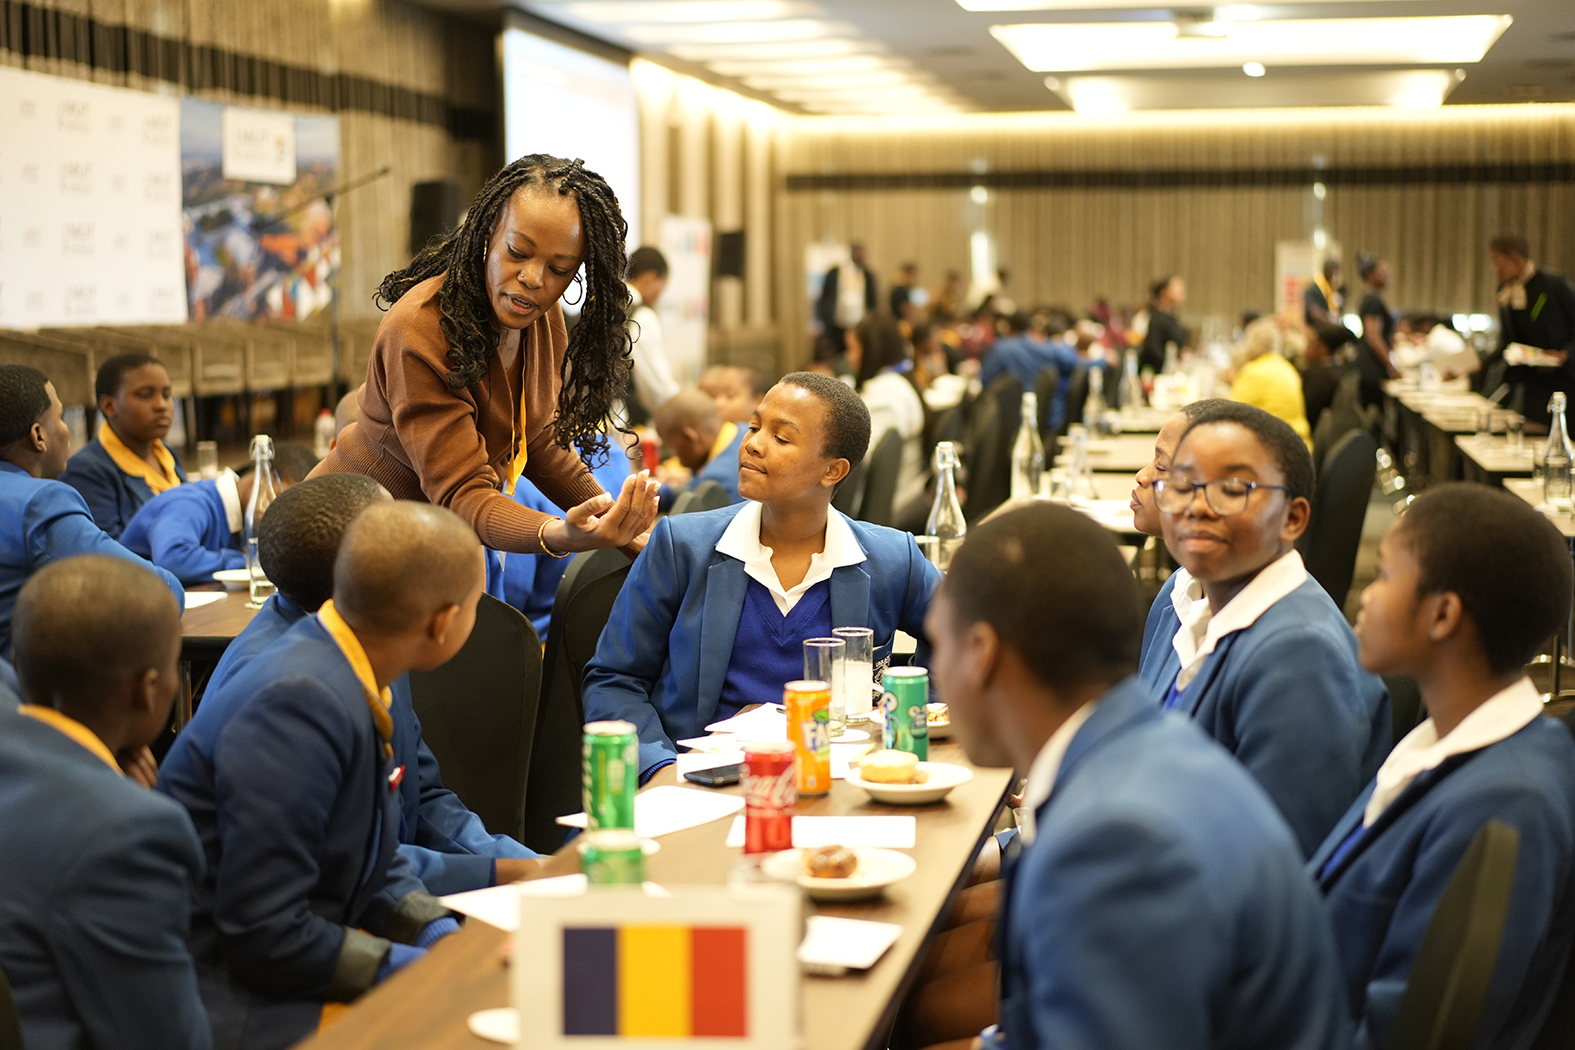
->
[0,67,186,329]
[221,106,297,185]
[658,215,712,387]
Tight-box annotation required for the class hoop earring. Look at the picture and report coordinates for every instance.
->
[563,273,585,307]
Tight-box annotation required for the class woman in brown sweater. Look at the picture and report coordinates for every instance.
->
[318,154,659,567]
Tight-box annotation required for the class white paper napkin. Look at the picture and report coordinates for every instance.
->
[724,815,916,849]
[797,916,903,974]
[555,785,745,838]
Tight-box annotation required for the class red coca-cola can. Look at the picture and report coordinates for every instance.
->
[640,436,660,472]
[742,741,796,854]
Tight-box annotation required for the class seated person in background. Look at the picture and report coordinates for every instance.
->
[700,363,769,425]
[1302,322,1354,433]
[157,502,485,1049]
[120,442,319,585]
[1230,318,1312,449]
[1314,484,1575,1050]
[331,385,363,450]
[0,365,184,656]
[1128,399,1230,537]
[850,312,929,515]
[1140,401,1390,856]
[916,504,1350,1050]
[980,311,1079,410]
[60,352,187,537]
[504,443,634,641]
[652,389,746,512]
[0,557,209,1050]
[584,373,941,783]
[206,475,551,898]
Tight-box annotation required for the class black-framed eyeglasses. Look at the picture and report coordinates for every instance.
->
[1153,477,1291,516]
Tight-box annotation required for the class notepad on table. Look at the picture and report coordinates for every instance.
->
[555,785,745,838]
[724,814,916,849]
[797,916,903,974]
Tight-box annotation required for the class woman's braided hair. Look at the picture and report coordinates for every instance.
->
[376,154,631,466]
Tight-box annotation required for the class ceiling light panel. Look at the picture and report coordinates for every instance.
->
[555,1,821,22]
[741,70,923,89]
[666,38,877,62]
[960,0,1431,7]
[992,16,1512,72]
[618,18,852,45]
[705,55,904,77]
[1048,69,1464,113]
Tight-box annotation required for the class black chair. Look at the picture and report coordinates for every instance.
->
[1034,365,1061,451]
[1300,429,1378,610]
[859,429,903,527]
[1531,927,1575,1050]
[1063,366,1091,430]
[1386,673,1426,747]
[1389,821,1520,1050]
[963,392,1010,523]
[929,398,968,453]
[0,964,21,1050]
[831,455,869,518]
[687,479,732,513]
[523,547,631,852]
[986,371,1024,440]
[406,594,543,840]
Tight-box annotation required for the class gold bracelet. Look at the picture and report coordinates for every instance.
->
[538,516,570,559]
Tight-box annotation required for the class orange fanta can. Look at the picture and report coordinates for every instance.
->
[784,679,833,796]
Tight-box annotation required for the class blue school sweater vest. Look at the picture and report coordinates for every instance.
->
[716,578,833,720]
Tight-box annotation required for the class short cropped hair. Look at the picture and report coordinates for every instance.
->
[259,473,388,612]
[271,441,320,486]
[13,555,181,714]
[627,246,668,281]
[1357,253,1381,280]
[779,371,871,473]
[1150,275,1177,301]
[334,501,482,634]
[95,353,164,402]
[1489,232,1530,260]
[944,503,1142,690]
[1179,401,1315,503]
[0,364,51,447]
[1396,484,1572,677]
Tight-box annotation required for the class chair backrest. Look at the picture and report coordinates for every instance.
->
[687,479,732,513]
[669,488,701,516]
[1390,821,1521,1050]
[858,429,904,527]
[1034,364,1060,449]
[986,371,1024,438]
[1299,428,1377,610]
[831,454,869,518]
[962,390,1009,523]
[1064,366,1091,429]
[1385,673,1426,747]
[406,593,543,842]
[1312,402,1357,478]
[524,547,631,852]
[0,963,22,1050]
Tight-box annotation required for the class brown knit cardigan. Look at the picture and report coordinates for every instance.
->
[315,274,606,554]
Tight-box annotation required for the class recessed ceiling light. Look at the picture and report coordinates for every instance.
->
[1243,61,1266,77]
[741,70,920,90]
[554,1,820,22]
[667,38,875,61]
[1219,6,1260,21]
[991,15,1512,72]
[958,0,1432,7]
[619,18,852,45]
[1044,69,1464,113]
[705,55,903,77]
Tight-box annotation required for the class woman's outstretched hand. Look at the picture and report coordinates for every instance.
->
[544,470,660,553]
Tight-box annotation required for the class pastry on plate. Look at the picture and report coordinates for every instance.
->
[803,845,858,879]
[859,749,922,784]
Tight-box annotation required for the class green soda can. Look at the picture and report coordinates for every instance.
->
[581,829,646,886]
[582,720,638,831]
[880,667,930,761]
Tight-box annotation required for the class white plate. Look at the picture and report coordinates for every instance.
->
[761,847,917,902]
[844,762,974,805]
[467,1007,519,1044]
[212,568,261,591]
[925,718,952,740]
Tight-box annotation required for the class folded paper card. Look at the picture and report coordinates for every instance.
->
[704,705,787,739]
[440,876,673,932]
[725,815,916,849]
[797,916,903,974]
[556,785,745,838]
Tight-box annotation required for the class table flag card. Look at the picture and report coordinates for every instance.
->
[515,886,801,1049]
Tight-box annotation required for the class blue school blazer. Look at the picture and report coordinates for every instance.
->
[59,436,188,539]
[0,461,184,657]
[691,425,746,504]
[121,479,244,585]
[1139,573,1391,856]
[1310,717,1575,1050]
[0,699,210,1050]
[157,617,449,1050]
[205,594,534,898]
[992,678,1351,1050]
[583,503,942,779]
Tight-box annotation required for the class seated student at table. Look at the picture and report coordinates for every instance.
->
[120,442,318,585]
[1140,401,1390,856]
[1230,318,1313,450]
[0,556,209,1050]
[205,475,551,898]
[584,372,942,783]
[60,352,187,538]
[917,504,1350,1050]
[0,365,184,657]
[1128,399,1230,537]
[652,389,745,512]
[1313,484,1575,1050]
[700,364,769,425]
[157,501,488,1049]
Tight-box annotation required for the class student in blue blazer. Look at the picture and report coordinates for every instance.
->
[0,365,184,657]
[1139,401,1389,856]
[916,503,1350,1050]
[157,502,489,1050]
[203,475,556,900]
[0,556,209,1050]
[1311,484,1575,1050]
[60,352,188,538]
[652,388,747,511]
[585,373,941,783]
[120,442,317,585]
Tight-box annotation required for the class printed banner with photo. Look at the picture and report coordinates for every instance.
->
[180,99,340,322]
[0,66,186,328]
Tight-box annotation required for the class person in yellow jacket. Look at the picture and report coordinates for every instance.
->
[1230,318,1313,450]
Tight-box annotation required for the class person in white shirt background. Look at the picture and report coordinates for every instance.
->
[624,246,681,424]
[847,312,928,520]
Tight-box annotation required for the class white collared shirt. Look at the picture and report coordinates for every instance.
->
[215,468,243,535]
[714,501,867,616]
[625,285,680,415]
[1016,702,1097,845]
[1363,677,1543,827]
[1169,549,1309,690]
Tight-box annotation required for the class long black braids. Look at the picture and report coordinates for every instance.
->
[376,154,631,466]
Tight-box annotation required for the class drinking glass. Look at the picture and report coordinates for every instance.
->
[803,637,846,738]
[196,440,220,480]
[833,627,875,724]
[1506,413,1525,453]
[1474,407,1494,444]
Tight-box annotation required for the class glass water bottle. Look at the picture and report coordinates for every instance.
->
[1545,392,1574,513]
[925,441,967,571]
[244,435,279,607]
[1010,391,1046,501]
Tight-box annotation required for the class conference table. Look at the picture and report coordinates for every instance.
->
[295,741,1015,1050]
[1505,479,1575,700]
[1054,432,1155,475]
[1382,381,1502,487]
[1455,434,1536,485]
[176,588,260,726]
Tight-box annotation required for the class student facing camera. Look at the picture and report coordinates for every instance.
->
[1139,401,1390,856]
[584,372,942,782]
[1312,484,1575,1050]
[61,353,188,538]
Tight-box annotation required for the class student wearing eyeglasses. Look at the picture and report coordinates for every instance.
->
[1138,401,1390,857]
